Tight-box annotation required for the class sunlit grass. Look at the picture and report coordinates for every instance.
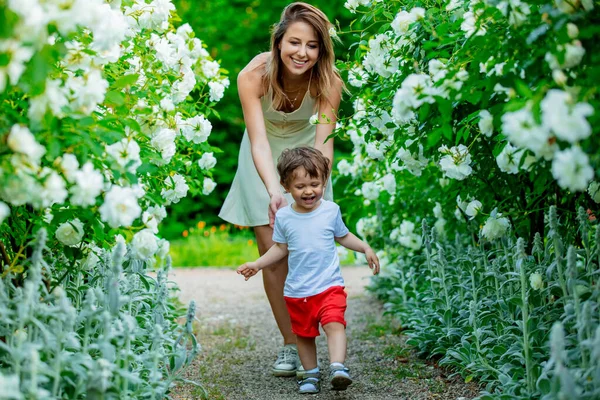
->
[169,222,259,267]
[169,221,362,268]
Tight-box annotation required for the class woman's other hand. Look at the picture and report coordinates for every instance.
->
[268,192,288,227]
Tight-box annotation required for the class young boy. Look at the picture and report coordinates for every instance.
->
[237,146,380,394]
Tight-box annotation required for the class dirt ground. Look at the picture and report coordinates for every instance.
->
[168,266,480,400]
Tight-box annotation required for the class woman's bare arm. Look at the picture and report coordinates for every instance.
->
[314,76,343,167]
[238,54,287,225]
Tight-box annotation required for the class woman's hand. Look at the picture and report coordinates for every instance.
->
[268,192,288,227]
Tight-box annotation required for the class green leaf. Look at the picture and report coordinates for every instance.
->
[112,74,139,89]
[123,118,141,133]
[514,80,533,98]
[0,9,19,39]
[427,127,443,147]
[105,91,125,106]
[20,46,54,96]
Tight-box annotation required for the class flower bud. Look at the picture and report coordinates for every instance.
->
[532,232,543,257]
[552,69,567,85]
[550,322,565,365]
[566,23,579,39]
[529,272,543,290]
[549,206,558,231]
[516,237,526,258]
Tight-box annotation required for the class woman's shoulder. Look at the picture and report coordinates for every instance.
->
[239,52,270,79]
[238,52,271,96]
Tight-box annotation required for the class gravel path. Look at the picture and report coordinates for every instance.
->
[169,267,479,400]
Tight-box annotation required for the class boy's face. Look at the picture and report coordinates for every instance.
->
[285,166,325,213]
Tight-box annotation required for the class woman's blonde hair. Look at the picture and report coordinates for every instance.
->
[265,2,340,110]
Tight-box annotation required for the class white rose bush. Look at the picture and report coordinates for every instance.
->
[337,0,599,398]
[0,0,227,396]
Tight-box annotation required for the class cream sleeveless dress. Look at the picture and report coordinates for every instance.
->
[218,87,333,227]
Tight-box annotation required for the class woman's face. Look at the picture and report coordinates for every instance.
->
[278,21,320,78]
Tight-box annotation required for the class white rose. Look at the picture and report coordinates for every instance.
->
[159,98,175,111]
[208,80,225,102]
[7,124,46,161]
[156,238,170,259]
[0,202,10,224]
[446,0,463,11]
[361,181,380,200]
[130,229,159,260]
[391,11,416,36]
[70,162,104,207]
[161,174,189,204]
[198,152,217,170]
[481,211,510,240]
[465,200,482,219]
[82,244,101,270]
[55,218,85,247]
[99,186,142,228]
[150,128,177,162]
[60,154,80,182]
[348,66,368,88]
[201,60,220,79]
[381,173,396,195]
[106,138,141,173]
[309,113,319,125]
[551,146,594,192]
[337,159,355,177]
[202,177,216,195]
[30,168,67,209]
[496,143,525,174]
[541,90,593,143]
[438,145,472,180]
[478,110,493,137]
[180,115,212,144]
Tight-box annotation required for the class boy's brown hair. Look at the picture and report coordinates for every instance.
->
[277,146,330,188]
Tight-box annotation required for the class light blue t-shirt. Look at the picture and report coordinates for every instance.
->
[273,199,350,298]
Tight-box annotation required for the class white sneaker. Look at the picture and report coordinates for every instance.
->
[271,344,298,377]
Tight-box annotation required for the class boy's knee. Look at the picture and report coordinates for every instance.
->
[322,321,345,333]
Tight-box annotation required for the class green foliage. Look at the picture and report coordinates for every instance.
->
[369,207,600,399]
[336,0,600,398]
[0,229,200,398]
[0,0,227,395]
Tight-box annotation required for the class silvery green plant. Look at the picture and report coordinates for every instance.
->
[0,229,201,398]
[366,206,599,399]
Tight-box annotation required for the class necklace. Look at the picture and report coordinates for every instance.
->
[284,83,306,109]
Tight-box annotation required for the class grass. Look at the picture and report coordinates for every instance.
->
[169,222,259,267]
[169,221,365,268]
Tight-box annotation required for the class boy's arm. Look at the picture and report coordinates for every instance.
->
[237,242,289,280]
[335,233,380,275]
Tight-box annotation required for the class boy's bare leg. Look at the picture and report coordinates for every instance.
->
[297,336,318,370]
[254,225,297,345]
[322,322,347,364]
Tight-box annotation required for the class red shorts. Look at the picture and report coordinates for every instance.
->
[284,286,347,338]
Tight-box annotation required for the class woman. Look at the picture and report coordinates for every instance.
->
[219,2,343,376]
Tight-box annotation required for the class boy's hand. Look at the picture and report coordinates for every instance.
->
[365,248,380,275]
[237,261,261,281]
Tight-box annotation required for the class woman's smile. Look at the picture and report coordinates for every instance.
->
[279,21,319,76]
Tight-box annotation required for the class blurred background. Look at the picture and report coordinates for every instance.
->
[168,0,356,265]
